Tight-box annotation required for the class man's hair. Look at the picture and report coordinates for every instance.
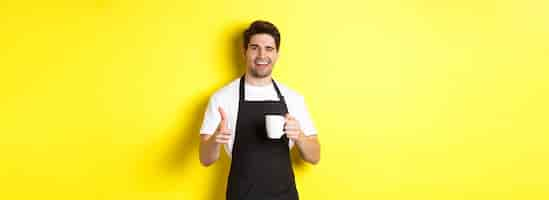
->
[243,20,281,50]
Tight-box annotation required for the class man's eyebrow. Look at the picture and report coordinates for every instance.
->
[248,44,274,48]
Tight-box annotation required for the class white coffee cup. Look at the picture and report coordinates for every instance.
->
[265,114,285,139]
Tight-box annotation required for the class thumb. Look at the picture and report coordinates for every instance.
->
[285,113,294,120]
[218,107,228,129]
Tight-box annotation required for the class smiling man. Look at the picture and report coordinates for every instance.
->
[199,20,320,200]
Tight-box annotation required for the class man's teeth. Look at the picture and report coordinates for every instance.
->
[256,61,269,65]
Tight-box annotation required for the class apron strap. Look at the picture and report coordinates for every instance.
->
[238,76,245,103]
[271,79,286,104]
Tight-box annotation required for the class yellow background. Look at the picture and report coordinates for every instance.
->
[1,0,548,199]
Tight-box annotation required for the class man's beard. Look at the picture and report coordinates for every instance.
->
[249,67,272,78]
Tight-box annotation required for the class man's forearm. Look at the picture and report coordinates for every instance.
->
[295,135,320,164]
[199,135,221,166]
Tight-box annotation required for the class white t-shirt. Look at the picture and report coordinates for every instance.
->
[200,78,317,157]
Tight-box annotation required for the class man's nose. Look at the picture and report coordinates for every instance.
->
[258,48,265,57]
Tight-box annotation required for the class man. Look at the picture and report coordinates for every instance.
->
[199,20,320,200]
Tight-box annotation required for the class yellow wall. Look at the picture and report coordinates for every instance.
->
[1,0,548,199]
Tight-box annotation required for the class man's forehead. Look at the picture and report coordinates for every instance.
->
[249,34,276,46]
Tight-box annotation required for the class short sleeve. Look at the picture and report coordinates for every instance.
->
[292,96,317,136]
[200,95,221,135]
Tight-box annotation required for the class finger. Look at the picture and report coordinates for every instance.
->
[218,107,228,129]
[216,138,230,144]
[288,113,296,120]
[217,135,231,140]
[285,121,297,127]
[285,114,296,122]
[285,122,299,128]
[217,131,231,137]
[285,130,298,136]
[221,129,232,135]
[284,118,294,123]
[284,125,295,131]
[216,134,231,140]
[285,113,292,120]
[286,129,298,134]
[286,133,298,140]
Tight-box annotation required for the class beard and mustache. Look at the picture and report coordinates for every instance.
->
[249,58,273,78]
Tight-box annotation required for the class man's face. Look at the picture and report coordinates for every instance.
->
[244,33,279,78]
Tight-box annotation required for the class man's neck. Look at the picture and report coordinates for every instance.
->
[245,74,272,86]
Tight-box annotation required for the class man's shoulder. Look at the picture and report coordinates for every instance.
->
[210,78,240,101]
[274,80,305,101]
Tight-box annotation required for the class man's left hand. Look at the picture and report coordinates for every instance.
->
[284,113,304,142]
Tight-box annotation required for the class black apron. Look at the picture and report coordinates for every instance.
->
[226,76,299,200]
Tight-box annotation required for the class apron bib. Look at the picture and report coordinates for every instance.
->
[226,76,298,200]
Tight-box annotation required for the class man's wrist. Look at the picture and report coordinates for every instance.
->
[295,130,306,144]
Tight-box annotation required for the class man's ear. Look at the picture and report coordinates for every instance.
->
[241,46,246,56]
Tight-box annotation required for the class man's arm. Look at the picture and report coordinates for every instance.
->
[199,134,221,166]
[285,114,321,164]
[295,135,320,164]
[199,107,231,166]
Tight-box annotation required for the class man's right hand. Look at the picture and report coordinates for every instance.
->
[213,107,232,144]
[200,106,231,166]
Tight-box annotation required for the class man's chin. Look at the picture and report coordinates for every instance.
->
[250,71,272,78]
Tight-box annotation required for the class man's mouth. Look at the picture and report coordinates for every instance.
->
[255,59,270,66]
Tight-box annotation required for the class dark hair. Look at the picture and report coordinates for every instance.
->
[243,20,281,50]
